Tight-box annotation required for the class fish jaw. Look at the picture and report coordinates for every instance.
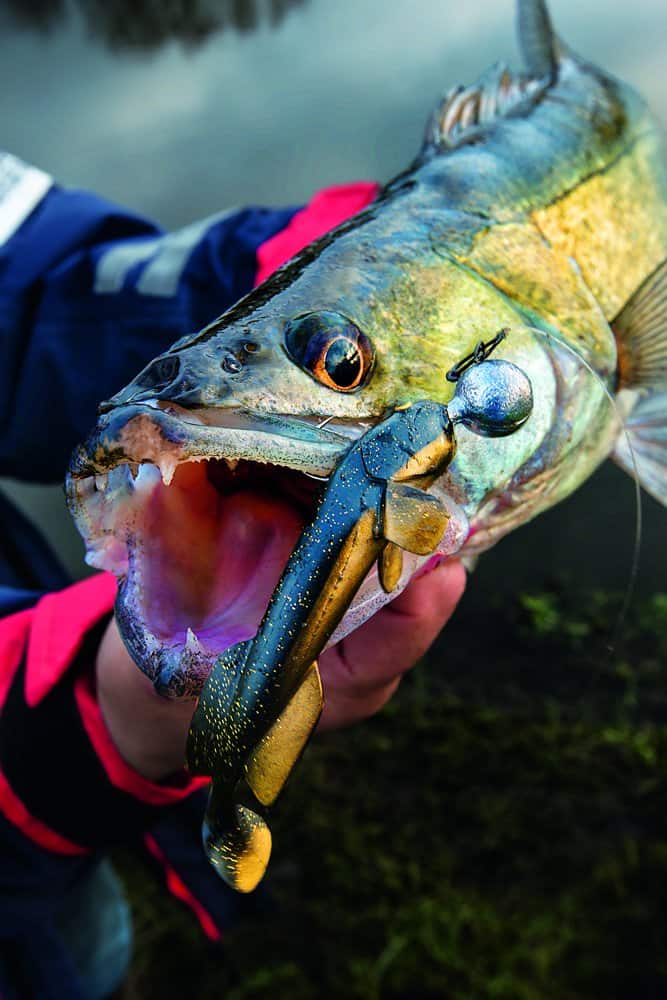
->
[66,403,349,698]
[66,402,470,698]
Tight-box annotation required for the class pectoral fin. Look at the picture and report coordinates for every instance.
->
[614,258,667,392]
[613,391,667,506]
[612,258,667,506]
[245,661,323,807]
[382,482,450,555]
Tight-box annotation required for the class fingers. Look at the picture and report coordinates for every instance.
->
[97,617,197,780]
[318,559,466,731]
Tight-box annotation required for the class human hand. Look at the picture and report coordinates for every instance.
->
[318,559,466,731]
[96,559,466,780]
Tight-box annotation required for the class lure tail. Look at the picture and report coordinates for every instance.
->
[192,645,323,893]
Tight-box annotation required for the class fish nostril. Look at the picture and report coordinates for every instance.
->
[221,355,243,374]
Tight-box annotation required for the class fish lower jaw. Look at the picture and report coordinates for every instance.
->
[80,453,323,698]
[65,397,361,698]
[114,580,220,699]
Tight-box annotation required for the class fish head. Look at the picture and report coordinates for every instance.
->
[67,195,614,698]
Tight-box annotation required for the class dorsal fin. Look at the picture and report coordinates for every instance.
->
[424,62,546,153]
[423,0,565,155]
[517,0,561,81]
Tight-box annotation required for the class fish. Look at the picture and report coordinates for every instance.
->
[67,0,667,882]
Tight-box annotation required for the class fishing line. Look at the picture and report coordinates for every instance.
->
[528,327,643,651]
[299,417,337,480]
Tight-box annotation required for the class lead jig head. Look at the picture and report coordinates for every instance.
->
[447,358,534,437]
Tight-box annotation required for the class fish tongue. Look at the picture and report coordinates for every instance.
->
[196,487,306,649]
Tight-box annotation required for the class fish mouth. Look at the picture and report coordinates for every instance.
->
[67,403,361,697]
[67,402,469,698]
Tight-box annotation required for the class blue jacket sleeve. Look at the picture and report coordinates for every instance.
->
[0,162,297,483]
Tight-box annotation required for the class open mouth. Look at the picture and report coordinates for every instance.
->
[67,401,469,697]
[118,456,327,696]
[67,403,357,696]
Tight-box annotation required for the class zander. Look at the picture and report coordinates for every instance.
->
[68,0,666,883]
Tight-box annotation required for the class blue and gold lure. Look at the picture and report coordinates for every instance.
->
[187,357,533,891]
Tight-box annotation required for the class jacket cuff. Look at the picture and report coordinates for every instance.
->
[254,181,380,285]
[0,574,206,853]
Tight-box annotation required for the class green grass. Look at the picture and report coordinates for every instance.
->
[118,588,667,999]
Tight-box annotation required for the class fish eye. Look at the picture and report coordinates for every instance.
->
[284,312,374,392]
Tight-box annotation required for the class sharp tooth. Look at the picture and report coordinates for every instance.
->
[132,463,161,492]
[94,473,108,492]
[225,458,239,472]
[185,627,204,655]
[158,457,177,486]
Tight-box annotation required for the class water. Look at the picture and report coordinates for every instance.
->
[0,0,665,592]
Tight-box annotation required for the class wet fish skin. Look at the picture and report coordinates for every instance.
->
[66,0,667,702]
[105,28,665,554]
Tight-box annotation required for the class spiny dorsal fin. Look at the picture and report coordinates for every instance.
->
[425,62,545,152]
[517,0,561,80]
[423,1,564,155]
[614,258,667,391]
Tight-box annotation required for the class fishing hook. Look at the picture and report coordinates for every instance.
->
[446,327,508,382]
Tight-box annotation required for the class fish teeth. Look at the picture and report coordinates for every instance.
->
[185,627,204,655]
[158,457,178,486]
[132,463,161,493]
[94,473,108,492]
[225,458,239,472]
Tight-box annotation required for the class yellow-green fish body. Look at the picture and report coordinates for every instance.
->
[68,0,667,703]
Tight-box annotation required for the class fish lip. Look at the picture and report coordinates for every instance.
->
[68,401,357,482]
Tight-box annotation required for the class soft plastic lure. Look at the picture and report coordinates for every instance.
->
[186,356,533,891]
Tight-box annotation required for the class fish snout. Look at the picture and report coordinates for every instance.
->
[98,344,251,413]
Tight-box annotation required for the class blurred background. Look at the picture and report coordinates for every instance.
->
[1,1,665,997]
